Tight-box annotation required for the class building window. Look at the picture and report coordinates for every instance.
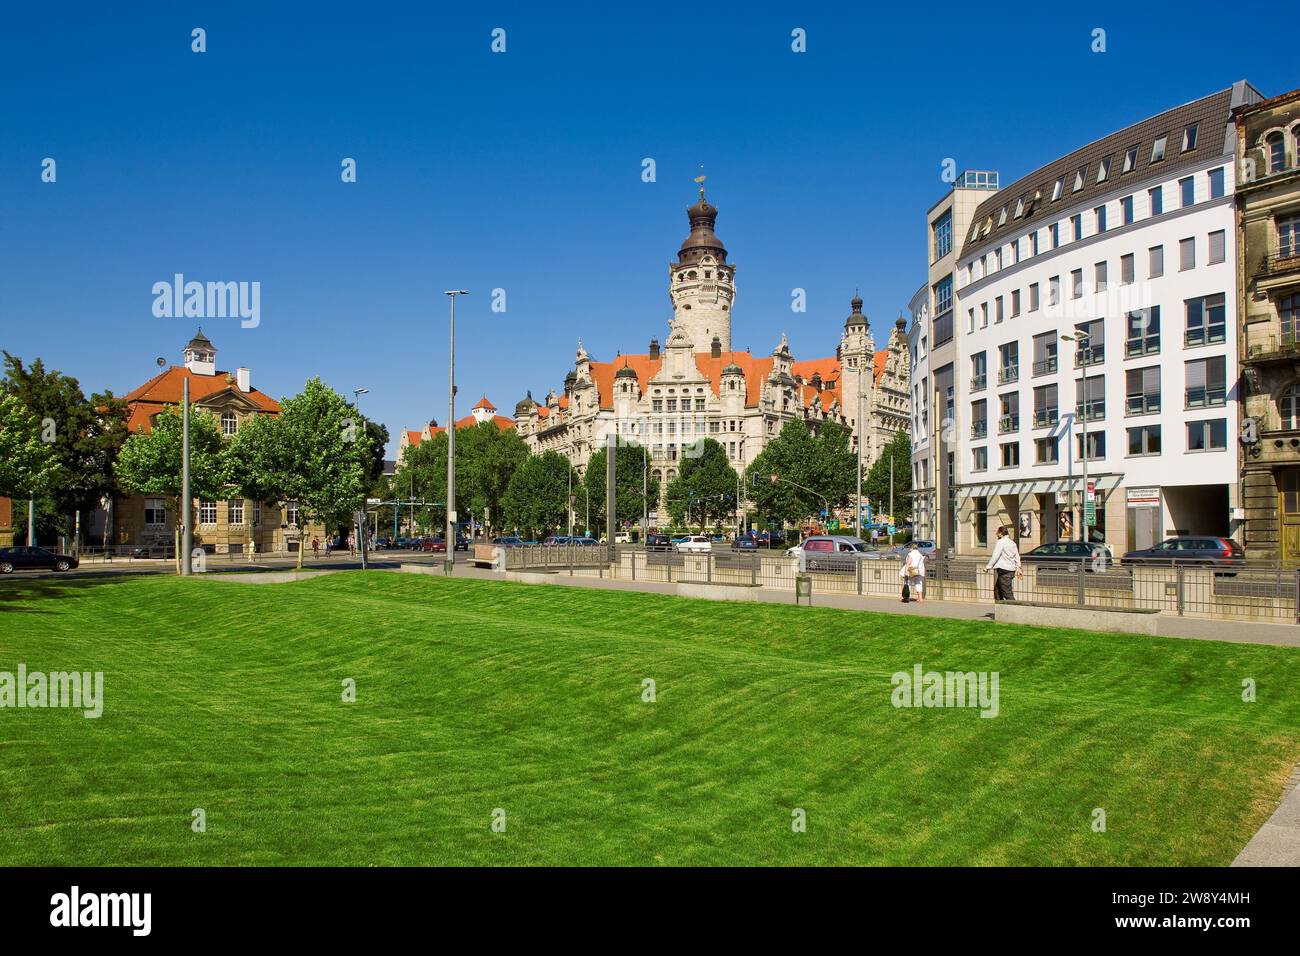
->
[1149,245,1164,278]
[1208,166,1224,199]
[1049,276,1060,306]
[1179,237,1195,271]
[980,303,988,328]
[1073,168,1086,192]
[933,211,952,260]
[1149,185,1163,216]
[971,352,987,392]
[1071,269,1083,298]
[1185,357,1226,408]
[221,411,238,436]
[285,501,300,527]
[972,447,988,472]
[1186,419,1227,452]
[1185,294,1226,346]
[1075,318,1105,364]
[1121,253,1134,284]
[1097,157,1112,182]
[1179,176,1195,208]
[228,499,244,525]
[1011,289,1021,317]
[1032,333,1058,377]
[1267,133,1285,173]
[252,503,261,528]
[1183,124,1198,151]
[1029,283,1039,311]
[1280,385,1300,430]
[1095,205,1107,233]
[1052,177,1064,201]
[652,399,662,412]
[1208,230,1225,265]
[1121,195,1134,224]
[1000,442,1020,468]
[995,296,1004,323]
[145,498,166,527]
[1123,146,1138,173]
[1050,222,1061,248]
[1278,213,1300,259]
[1031,231,1039,256]
[1075,374,1105,421]
[1034,437,1059,464]
[1076,430,1106,461]
[1125,366,1161,416]
[1127,424,1162,456]
[998,342,1019,383]
[999,392,1020,433]
[1033,383,1058,426]
[1071,214,1083,241]
[1282,294,1299,344]
[1125,307,1161,356]
[1094,261,1108,292]
[1151,135,1167,163]
[199,500,217,525]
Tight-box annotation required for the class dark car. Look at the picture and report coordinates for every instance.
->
[1022,541,1115,569]
[454,536,470,552]
[542,535,572,547]
[731,537,759,551]
[645,533,672,551]
[0,546,80,573]
[491,536,525,547]
[1122,536,1244,568]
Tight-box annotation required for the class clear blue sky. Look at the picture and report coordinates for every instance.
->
[1,2,1289,455]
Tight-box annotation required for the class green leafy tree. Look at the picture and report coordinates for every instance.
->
[0,393,63,517]
[809,420,857,511]
[582,440,658,536]
[115,407,229,570]
[747,420,822,526]
[1,352,129,544]
[395,431,457,533]
[501,451,573,538]
[864,430,913,522]
[225,412,289,517]
[456,421,529,535]
[275,379,369,568]
[665,438,737,529]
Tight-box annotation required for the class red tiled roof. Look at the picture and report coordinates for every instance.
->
[585,351,777,410]
[472,396,496,411]
[873,350,888,385]
[427,414,515,437]
[122,366,280,433]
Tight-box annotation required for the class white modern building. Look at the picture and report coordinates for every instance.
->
[914,81,1264,555]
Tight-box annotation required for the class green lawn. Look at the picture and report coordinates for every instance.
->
[1,571,1298,866]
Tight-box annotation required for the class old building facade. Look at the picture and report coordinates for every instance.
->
[1236,88,1300,562]
[511,191,910,520]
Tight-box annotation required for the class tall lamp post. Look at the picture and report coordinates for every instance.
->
[181,377,192,575]
[353,386,370,570]
[1061,331,1092,543]
[443,290,468,572]
[854,363,867,536]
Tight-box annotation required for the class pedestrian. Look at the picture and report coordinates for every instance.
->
[347,533,356,557]
[899,541,926,603]
[324,536,332,558]
[985,525,1022,602]
[311,536,320,560]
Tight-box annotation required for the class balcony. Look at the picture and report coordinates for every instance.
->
[1033,409,1058,427]
[971,421,988,439]
[1032,357,1058,377]
[971,373,987,392]
[998,366,1019,384]
[1243,328,1300,365]
[999,414,1020,433]
[1074,345,1105,367]
[1253,251,1300,279]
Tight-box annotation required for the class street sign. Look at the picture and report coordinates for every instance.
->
[1085,501,1096,524]
[888,524,896,535]
[1086,481,1096,502]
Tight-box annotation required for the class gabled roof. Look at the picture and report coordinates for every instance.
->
[472,396,496,411]
[427,413,515,437]
[122,366,280,432]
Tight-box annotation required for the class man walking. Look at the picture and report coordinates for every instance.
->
[985,525,1022,602]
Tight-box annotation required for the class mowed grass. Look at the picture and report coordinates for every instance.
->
[1,572,1298,866]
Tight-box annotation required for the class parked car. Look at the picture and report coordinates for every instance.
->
[491,536,525,547]
[731,537,759,551]
[570,536,599,546]
[613,532,632,544]
[373,537,392,550]
[417,537,447,553]
[908,539,938,557]
[454,536,470,552]
[787,535,874,570]
[675,535,712,554]
[542,535,573,547]
[645,533,672,551]
[394,536,415,549]
[1121,537,1244,568]
[1022,541,1115,568]
[0,546,80,573]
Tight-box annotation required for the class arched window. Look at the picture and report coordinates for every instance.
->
[1267,132,1286,173]
[221,411,238,436]
[1281,384,1300,431]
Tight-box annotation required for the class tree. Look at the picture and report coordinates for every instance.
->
[501,451,573,538]
[664,439,737,528]
[0,393,62,510]
[274,379,369,568]
[115,407,228,570]
[1,352,129,544]
[225,412,289,515]
[582,440,659,534]
[809,420,857,511]
[456,421,529,534]
[864,430,913,522]
[395,432,455,533]
[747,420,822,526]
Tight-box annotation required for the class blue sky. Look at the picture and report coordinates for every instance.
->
[1,2,1290,455]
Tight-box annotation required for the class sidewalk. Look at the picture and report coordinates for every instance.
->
[1233,763,1300,866]
[403,563,1300,648]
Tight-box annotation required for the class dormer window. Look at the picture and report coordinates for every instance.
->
[1014,198,1025,219]
[1073,167,1085,191]
[1097,156,1112,182]
[1122,146,1138,173]
[1182,124,1198,151]
[1151,135,1167,163]
[997,207,1007,226]
[1051,177,1064,201]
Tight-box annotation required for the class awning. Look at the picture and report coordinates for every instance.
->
[957,472,1122,500]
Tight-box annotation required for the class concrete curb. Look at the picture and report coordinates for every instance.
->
[203,569,341,584]
[1232,762,1300,867]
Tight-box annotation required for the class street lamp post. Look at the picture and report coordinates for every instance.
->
[855,363,866,537]
[353,387,370,570]
[443,290,468,572]
[1061,331,1092,543]
[181,377,192,576]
